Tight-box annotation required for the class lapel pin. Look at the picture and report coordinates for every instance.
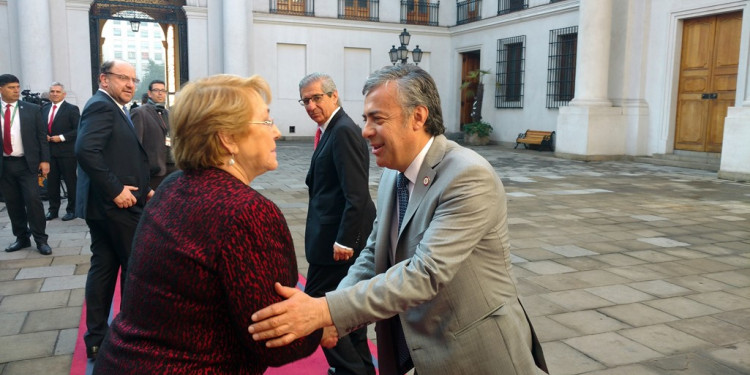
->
[423,176,429,186]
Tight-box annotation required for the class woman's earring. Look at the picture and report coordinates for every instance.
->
[228,156,235,166]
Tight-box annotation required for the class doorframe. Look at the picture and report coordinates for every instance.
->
[455,45,483,132]
[88,0,189,95]
[663,4,745,155]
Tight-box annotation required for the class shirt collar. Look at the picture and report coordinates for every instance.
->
[319,106,341,133]
[402,136,435,184]
[98,88,127,107]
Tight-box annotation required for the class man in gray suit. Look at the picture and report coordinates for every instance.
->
[250,65,547,375]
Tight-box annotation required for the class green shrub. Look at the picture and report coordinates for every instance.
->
[463,121,493,138]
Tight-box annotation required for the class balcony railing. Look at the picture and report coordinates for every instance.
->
[457,0,481,25]
[400,0,439,26]
[498,0,527,15]
[270,0,314,16]
[339,0,379,22]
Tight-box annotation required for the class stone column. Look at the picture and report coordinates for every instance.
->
[718,1,750,182]
[18,0,53,92]
[222,0,252,75]
[184,5,209,79]
[570,0,613,107]
[556,0,625,159]
[63,0,95,106]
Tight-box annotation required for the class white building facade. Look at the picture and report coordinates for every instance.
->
[1,0,748,181]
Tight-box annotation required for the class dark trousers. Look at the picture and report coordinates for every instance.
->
[306,263,376,375]
[148,164,178,191]
[47,156,77,214]
[83,212,139,349]
[0,157,47,244]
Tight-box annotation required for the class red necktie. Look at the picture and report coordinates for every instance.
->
[3,104,12,155]
[48,104,57,134]
[313,127,322,150]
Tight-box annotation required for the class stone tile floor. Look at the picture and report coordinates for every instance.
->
[1,140,748,374]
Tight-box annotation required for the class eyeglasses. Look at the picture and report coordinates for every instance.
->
[150,89,167,93]
[104,72,141,85]
[249,120,275,128]
[298,92,332,106]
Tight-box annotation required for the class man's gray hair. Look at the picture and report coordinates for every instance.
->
[299,72,341,106]
[362,65,444,136]
[50,82,65,92]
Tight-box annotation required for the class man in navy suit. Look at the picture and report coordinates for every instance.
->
[43,82,80,221]
[0,74,52,255]
[75,60,153,360]
[299,73,376,375]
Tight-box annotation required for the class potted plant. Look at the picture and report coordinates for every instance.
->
[463,120,493,146]
[461,69,493,145]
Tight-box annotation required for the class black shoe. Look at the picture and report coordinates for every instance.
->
[5,238,31,252]
[87,345,100,360]
[61,212,76,221]
[45,212,58,220]
[37,243,52,255]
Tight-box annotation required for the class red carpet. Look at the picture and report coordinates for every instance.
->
[71,273,378,374]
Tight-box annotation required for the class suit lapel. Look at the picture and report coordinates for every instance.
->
[397,135,446,240]
[310,108,342,161]
[376,169,398,272]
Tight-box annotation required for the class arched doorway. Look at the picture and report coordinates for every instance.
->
[88,0,188,102]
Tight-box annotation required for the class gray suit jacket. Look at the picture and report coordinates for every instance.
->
[327,135,547,375]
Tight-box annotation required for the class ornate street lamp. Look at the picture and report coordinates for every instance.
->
[388,28,423,66]
[130,20,141,32]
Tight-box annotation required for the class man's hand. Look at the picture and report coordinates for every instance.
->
[320,325,339,349]
[147,189,155,201]
[249,282,333,348]
[39,162,50,177]
[113,186,139,208]
[47,135,62,143]
[333,243,354,261]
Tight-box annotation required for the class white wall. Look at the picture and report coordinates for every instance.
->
[450,2,579,142]
[252,14,451,138]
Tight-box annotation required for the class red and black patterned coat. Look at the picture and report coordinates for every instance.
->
[94,168,322,374]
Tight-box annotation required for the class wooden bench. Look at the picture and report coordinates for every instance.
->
[515,130,555,151]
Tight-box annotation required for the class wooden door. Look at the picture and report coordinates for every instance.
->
[675,12,741,152]
[277,0,305,14]
[345,0,369,19]
[461,52,480,128]
[406,0,430,25]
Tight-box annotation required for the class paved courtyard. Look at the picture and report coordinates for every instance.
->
[1,140,749,374]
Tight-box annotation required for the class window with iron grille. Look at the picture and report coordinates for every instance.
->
[498,0,527,15]
[457,0,482,25]
[401,0,439,26]
[546,26,577,108]
[495,36,525,108]
[270,0,314,16]
[339,0,379,21]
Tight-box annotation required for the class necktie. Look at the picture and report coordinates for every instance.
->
[313,127,322,150]
[48,104,57,134]
[394,172,414,372]
[397,172,409,228]
[123,105,133,127]
[3,104,12,155]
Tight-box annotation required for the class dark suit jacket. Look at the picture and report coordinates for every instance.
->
[131,103,169,177]
[75,90,151,221]
[304,108,375,266]
[0,101,49,176]
[43,101,80,158]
